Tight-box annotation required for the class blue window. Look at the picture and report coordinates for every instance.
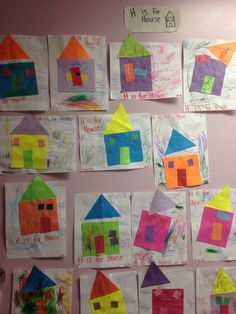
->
[188,158,194,166]
[168,160,174,168]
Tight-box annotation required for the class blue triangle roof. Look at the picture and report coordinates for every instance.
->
[21,266,56,293]
[84,194,121,220]
[165,129,196,155]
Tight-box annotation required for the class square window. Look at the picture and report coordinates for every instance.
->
[216,296,222,304]
[131,133,138,141]
[109,230,117,237]
[93,302,101,310]
[2,67,11,76]
[110,237,119,246]
[38,204,44,210]
[109,137,116,145]
[217,211,229,221]
[111,301,119,308]
[187,158,194,166]
[223,297,230,305]
[25,68,35,77]
[46,203,53,210]
[23,293,31,302]
[13,138,20,146]
[38,139,45,147]
[44,290,52,300]
[168,160,174,168]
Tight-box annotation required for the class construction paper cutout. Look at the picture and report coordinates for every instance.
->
[164,154,202,189]
[94,235,105,254]
[81,221,120,256]
[18,176,59,236]
[206,185,232,212]
[0,35,29,60]
[10,115,49,169]
[124,63,135,82]
[120,146,130,164]
[84,194,121,220]
[212,267,236,294]
[141,262,170,288]
[150,188,176,213]
[21,266,56,293]
[117,34,151,58]
[208,42,236,66]
[145,225,154,242]
[89,271,127,314]
[103,103,133,134]
[201,75,215,94]
[59,36,91,60]
[189,58,226,96]
[152,288,184,314]
[196,54,211,63]
[197,206,233,248]
[134,209,171,253]
[165,129,196,155]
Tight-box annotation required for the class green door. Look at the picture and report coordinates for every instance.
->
[23,150,33,168]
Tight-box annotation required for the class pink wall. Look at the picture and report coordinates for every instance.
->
[1,0,236,313]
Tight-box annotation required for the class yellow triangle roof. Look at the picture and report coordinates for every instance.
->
[212,267,236,294]
[208,42,236,66]
[103,103,133,134]
[206,185,232,212]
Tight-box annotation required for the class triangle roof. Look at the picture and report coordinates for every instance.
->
[90,271,119,299]
[11,115,48,136]
[206,185,232,213]
[21,266,56,293]
[166,11,175,18]
[0,35,30,61]
[165,129,196,155]
[59,36,91,60]
[84,194,121,220]
[208,42,236,66]
[103,103,133,135]
[150,189,176,213]
[141,262,170,288]
[117,34,151,58]
[212,267,236,294]
[20,176,56,202]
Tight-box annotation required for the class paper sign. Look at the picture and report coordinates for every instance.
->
[124,6,180,33]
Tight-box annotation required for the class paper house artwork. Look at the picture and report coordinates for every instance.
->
[5,177,66,258]
[11,267,73,314]
[80,270,138,314]
[0,115,77,174]
[197,186,234,248]
[138,265,195,314]
[74,193,131,268]
[191,187,236,262]
[11,114,48,170]
[184,40,236,111]
[18,176,59,235]
[152,113,209,188]
[79,104,152,171]
[0,34,48,111]
[103,103,143,166]
[88,271,127,314]
[110,35,182,100]
[132,190,187,266]
[48,34,108,110]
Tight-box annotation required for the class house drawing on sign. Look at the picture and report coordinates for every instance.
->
[210,267,236,314]
[190,42,236,96]
[197,185,234,248]
[11,114,49,169]
[18,176,59,235]
[0,34,38,99]
[117,34,152,92]
[57,35,95,92]
[103,103,143,166]
[18,266,57,314]
[89,271,127,314]
[81,194,121,256]
[165,11,176,28]
[163,129,202,189]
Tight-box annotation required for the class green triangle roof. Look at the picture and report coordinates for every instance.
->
[117,34,151,58]
[20,176,56,202]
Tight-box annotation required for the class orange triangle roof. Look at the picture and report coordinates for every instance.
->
[59,36,91,60]
[0,35,29,61]
[208,42,236,66]
[90,271,119,299]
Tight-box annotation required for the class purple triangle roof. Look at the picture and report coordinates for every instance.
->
[141,262,170,288]
[11,115,48,135]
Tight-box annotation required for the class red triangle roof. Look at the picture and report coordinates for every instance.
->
[0,35,29,60]
[90,271,119,299]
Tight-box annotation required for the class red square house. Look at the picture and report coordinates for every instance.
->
[152,288,184,314]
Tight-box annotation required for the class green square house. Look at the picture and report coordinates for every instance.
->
[81,194,121,257]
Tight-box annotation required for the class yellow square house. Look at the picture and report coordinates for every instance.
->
[11,115,49,169]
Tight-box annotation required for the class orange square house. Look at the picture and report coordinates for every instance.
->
[18,176,59,235]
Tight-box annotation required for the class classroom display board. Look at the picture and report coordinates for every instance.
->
[1,0,236,313]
